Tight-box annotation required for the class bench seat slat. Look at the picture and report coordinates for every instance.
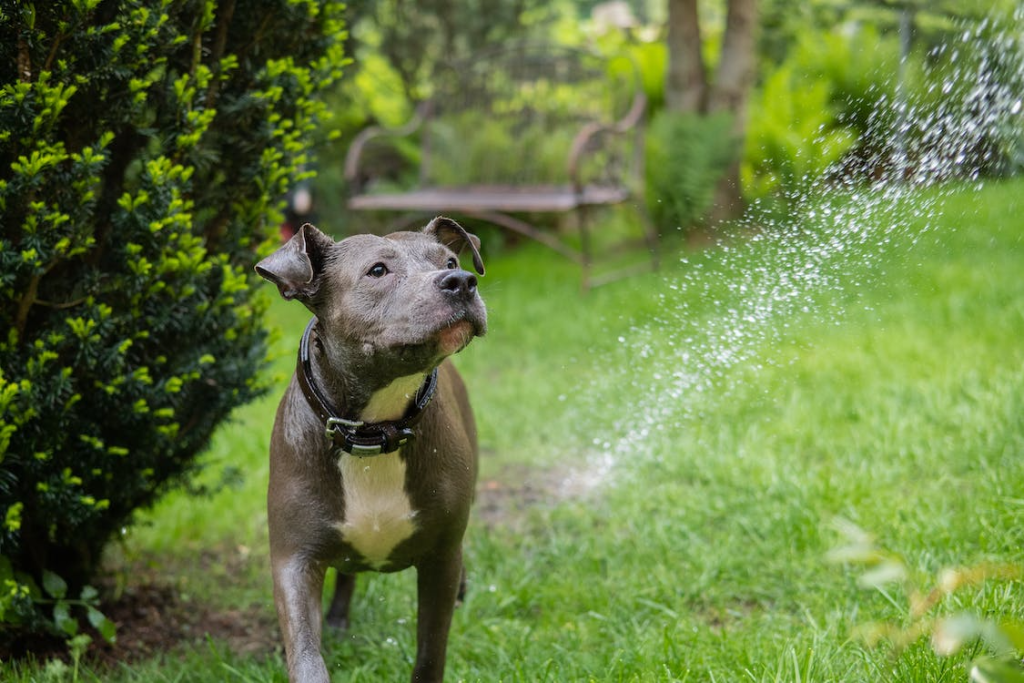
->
[349,185,629,213]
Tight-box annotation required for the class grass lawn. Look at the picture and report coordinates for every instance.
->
[6,178,1023,681]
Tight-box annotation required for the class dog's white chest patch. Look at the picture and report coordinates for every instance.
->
[335,451,417,569]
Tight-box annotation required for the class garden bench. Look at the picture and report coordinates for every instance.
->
[343,43,659,288]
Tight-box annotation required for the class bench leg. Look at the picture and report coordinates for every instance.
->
[576,204,594,292]
[636,200,661,272]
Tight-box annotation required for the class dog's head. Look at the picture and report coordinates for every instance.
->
[256,217,487,380]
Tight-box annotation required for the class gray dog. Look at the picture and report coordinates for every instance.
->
[255,216,486,682]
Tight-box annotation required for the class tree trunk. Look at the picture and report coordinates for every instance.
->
[665,0,706,113]
[708,0,759,220]
[707,0,759,118]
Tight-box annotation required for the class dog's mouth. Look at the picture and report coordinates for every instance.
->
[434,310,484,355]
[365,302,486,365]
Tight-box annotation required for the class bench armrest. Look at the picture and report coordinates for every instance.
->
[568,90,647,193]
[344,104,428,193]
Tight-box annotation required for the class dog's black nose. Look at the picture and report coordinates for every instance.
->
[437,270,477,298]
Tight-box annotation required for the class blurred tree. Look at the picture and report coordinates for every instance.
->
[665,0,759,220]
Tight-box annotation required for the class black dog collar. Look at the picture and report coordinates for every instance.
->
[296,317,438,457]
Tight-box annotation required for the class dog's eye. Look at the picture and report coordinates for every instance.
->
[367,263,389,278]
[446,257,458,270]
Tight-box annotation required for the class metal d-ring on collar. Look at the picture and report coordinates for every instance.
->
[296,317,439,457]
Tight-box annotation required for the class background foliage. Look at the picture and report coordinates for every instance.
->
[746,2,1024,208]
[0,0,345,641]
[310,0,1024,235]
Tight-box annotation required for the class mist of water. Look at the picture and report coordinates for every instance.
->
[574,9,1024,484]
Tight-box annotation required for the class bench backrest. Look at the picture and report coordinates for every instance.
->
[417,43,645,189]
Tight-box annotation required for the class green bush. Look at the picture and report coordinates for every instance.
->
[0,0,345,642]
[645,110,737,233]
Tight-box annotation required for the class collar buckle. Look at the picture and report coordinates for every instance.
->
[325,416,363,440]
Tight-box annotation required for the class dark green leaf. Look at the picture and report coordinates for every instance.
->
[86,606,116,643]
[53,601,78,636]
[42,570,67,600]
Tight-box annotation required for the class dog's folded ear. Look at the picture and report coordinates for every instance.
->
[424,216,485,276]
[255,223,333,303]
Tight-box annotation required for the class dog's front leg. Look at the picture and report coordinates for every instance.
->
[412,547,464,682]
[273,557,330,683]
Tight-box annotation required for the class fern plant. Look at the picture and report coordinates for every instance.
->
[645,110,737,233]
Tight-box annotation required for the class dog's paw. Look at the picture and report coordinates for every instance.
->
[325,612,350,632]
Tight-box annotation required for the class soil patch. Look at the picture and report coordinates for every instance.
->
[0,581,278,669]
[88,581,279,667]
[1,551,279,670]
[475,457,610,528]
